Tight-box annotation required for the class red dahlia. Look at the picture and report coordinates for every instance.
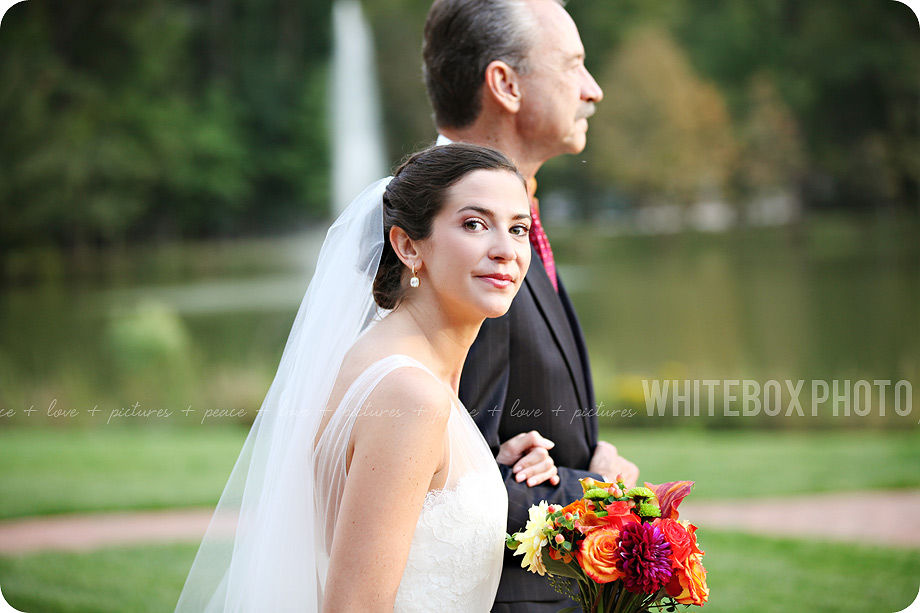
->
[616,522,673,593]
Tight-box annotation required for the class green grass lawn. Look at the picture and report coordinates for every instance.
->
[0,532,916,613]
[0,543,196,613]
[600,427,920,499]
[0,427,247,519]
[699,531,920,613]
[0,426,918,519]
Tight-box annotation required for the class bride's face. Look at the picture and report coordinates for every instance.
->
[415,169,532,320]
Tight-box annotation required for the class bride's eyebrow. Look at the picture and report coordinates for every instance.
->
[458,205,493,217]
[457,205,532,222]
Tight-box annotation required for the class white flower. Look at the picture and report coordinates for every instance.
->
[512,501,551,575]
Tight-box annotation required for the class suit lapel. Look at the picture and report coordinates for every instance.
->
[523,246,589,414]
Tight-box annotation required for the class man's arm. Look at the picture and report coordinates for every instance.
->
[459,314,512,453]
[457,316,601,528]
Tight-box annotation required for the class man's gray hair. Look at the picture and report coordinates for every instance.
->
[423,0,544,129]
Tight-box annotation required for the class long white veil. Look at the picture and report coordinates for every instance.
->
[175,178,391,612]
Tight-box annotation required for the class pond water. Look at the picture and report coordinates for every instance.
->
[558,215,918,427]
[1,214,917,429]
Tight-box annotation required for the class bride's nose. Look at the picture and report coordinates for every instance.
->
[488,232,517,261]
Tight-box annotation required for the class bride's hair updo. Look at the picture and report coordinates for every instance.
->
[373,143,523,310]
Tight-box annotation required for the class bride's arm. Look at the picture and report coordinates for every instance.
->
[322,369,451,613]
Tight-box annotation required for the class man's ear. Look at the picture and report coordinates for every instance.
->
[389,226,421,271]
[483,60,522,114]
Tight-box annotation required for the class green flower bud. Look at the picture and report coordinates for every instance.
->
[625,487,657,500]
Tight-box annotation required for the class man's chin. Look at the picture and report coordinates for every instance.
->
[565,137,588,155]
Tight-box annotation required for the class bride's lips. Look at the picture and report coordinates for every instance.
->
[478,273,514,288]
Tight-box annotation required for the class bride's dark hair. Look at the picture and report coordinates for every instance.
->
[373,143,523,309]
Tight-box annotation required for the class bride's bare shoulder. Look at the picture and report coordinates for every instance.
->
[342,362,451,475]
[333,336,447,415]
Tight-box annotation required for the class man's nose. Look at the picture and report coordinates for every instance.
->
[583,68,603,103]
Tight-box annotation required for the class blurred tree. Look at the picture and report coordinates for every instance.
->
[0,0,182,251]
[590,27,737,207]
[0,0,333,265]
[736,72,806,198]
[566,0,686,66]
[673,0,919,212]
[210,0,332,229]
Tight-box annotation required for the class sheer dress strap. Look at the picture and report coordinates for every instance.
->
[312,354,455,565]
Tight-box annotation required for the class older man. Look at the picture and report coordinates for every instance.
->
[423,1,639,611]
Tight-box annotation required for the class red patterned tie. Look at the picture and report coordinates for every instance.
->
[527,179,558,292]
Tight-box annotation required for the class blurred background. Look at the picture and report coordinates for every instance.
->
[0,0,919,611]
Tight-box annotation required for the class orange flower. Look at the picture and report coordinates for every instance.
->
[576,501,638,535]
[548,547,574,564]
[561,499,588,517]
[667,552,709,605]
[577,525,625,584]
[580,477,615,492]
[602,501,638,527]
[656,518,701,564]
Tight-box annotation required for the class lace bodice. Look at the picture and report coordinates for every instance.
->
[313,355,508,612]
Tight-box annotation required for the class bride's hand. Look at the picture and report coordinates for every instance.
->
[496,430,560,487]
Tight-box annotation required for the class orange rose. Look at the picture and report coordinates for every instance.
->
[656,518,701,564]
[602,501,638,527]
[576,501,638,535]
[667,552,709,605]
[577,525,625,584]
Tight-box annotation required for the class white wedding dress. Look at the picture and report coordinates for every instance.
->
[313,354,508,612]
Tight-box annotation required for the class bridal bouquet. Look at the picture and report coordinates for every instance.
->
[506,477,708,612]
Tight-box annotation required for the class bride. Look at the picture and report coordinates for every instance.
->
[176,143,559,612]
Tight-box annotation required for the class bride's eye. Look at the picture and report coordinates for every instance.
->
[509,224,530,236]
[464,218,486,231]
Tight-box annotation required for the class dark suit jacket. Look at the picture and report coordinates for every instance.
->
[459,246,602,605]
